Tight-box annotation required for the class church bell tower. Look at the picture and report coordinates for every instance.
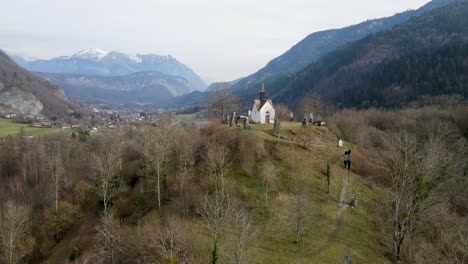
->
[259,82,267,104]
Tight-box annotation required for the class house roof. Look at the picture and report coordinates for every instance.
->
[253,99,273,111]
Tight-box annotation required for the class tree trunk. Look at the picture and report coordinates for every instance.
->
[277,125,281,142]
[103,188,108,215]
[157,163,161,211]
[55,179,59,213]
[220,167,225,197]
[326,161,330,194]
[295,214,301,243]
[221,104,225,124]
[212,240,219,264]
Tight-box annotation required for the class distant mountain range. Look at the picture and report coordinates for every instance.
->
[6,49,207,106]
[232,0,463,94]
[269,1,468,107]
[11,49,206,91]
[38,71,195,105]
[0,51,79,118]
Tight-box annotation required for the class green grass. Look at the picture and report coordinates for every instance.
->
[0,118,61,138]
[219,122,390,263]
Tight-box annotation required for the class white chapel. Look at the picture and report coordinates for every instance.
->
[251,83,275,124]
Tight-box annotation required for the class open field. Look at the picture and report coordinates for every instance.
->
[0,118,61,138]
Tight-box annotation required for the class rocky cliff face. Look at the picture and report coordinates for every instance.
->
[0,84,43,115]
[0,51,78,117]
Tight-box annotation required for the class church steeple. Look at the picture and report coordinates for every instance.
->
[259,82,267,103]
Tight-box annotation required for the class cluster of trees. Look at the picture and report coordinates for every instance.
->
[0,120,276,263]
[329,98,468,263]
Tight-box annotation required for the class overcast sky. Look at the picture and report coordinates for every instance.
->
[1,0,429,83]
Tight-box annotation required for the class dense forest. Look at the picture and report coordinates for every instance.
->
[268,2,468,108]
[231,0,461,92]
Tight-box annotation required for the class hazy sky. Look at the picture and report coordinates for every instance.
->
[1,0,429,83]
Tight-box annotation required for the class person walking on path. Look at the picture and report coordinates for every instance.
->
[344,149,351,169]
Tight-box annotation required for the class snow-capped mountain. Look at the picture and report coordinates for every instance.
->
[10,49,207,91]
[71,48,109,60]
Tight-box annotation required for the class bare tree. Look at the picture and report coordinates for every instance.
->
[205,140,230,196]
[94,210,123,264]
[0,201,34,264]
[274,104,291,141]
[47,148,65,213]
[438,223,468,264]
[198,193,239,264]
[292,186,305,244]
[174,129,199,214]
[380,129,451,263]
[210,84,240,123]
[297,95,321,119]
[148,217,195,264]
[227,209,256,264]
[262,161,277,207]
[91,135,126,215]
[136,127,173,211]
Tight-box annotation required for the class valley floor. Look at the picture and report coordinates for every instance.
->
[0,118,61,138]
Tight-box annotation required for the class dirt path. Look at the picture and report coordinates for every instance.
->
[338,169,350,209]
[258,131,325,149]
[256,128,351,257]
[305,168,350,257]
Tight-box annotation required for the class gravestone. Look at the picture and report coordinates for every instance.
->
[302,117,308,128]
[345,256,352,264]
[242,117,251,130]
[309,113,315,124]
[350,191,357,208]
[303,113,309,128]
[338,139,344,148]
[230,112,236,127]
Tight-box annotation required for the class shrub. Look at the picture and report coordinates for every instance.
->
[43,201,78,241]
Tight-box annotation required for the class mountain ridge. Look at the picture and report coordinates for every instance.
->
[0,51,79,118]
[37,71,195,106]
[270,1,468,108]
[232,0,463,93]
[9,49,207,91]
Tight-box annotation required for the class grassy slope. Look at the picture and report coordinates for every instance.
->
[0,118,61,138]
[228,122,389,263]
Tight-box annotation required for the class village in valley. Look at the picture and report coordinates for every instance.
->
[1,82,323,139]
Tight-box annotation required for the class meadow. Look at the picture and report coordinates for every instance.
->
[0,118,60,138]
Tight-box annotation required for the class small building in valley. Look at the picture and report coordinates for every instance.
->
[251,83,275,124]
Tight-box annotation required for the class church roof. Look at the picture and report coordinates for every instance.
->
[253,99,273,111]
